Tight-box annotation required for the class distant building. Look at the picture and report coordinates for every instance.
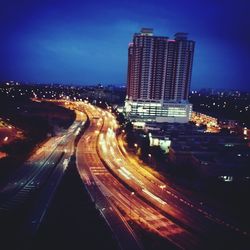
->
[124,28,195,123]
[191,111,220,133]
[168,130,250,179]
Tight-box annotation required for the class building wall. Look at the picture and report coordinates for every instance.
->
[174,34,195,101]
[126,29,195,103]
[124,99,192,123]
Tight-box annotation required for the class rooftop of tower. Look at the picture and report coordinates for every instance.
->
[140,28,154,36]
[174,32,189,40]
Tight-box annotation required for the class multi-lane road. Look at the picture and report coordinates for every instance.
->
[76,103,142,250]
[76,102,199,249]
[75,101,249,250]
[0,99,249,250]
[0,103,87,248]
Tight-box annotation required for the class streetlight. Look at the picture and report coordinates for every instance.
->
[159,185,166,208]
[129,192,135,216]
[148,153,152,164]
[148,153,151,158]
[159,184,166,197]
[134,144,138,155]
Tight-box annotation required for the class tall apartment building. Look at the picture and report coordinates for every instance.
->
[124,28,195,123]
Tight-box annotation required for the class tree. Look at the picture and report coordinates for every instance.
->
[125,121,135,148]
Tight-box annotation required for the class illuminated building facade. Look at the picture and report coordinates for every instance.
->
[125,28,195,123]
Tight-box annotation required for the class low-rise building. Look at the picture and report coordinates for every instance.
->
[169,132,250,179]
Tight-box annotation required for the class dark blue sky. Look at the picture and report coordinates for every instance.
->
[0,0,250,90]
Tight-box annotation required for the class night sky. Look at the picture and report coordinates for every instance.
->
[0,0,250,90]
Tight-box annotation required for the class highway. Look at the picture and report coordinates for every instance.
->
[0,103,87,247]
[1,99,248,249]
[19,109,86,237]
[76,102,143,250]
[77,102,249,249]
[76,102,203,249]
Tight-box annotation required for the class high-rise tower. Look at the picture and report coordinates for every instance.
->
[125,28,195,123]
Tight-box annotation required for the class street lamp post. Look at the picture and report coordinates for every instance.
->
[159,184,166,209]
[129,192,135,217]
[134,143,138,155]
[159,184,166,198]
[148,153,152,164]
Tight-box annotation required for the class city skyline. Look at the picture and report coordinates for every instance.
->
[0,0,250,90]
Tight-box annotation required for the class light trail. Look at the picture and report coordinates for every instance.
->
[142,188,167,205]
